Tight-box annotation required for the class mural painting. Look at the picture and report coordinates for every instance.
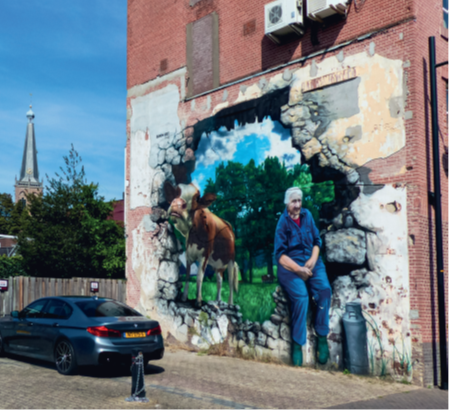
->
[128,51,412,379]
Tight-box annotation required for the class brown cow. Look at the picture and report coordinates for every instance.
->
[164,182,239,307]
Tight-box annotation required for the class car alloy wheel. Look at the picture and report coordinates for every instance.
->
[55,340,78,375]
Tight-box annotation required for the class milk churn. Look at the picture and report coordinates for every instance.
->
[342,301,369,375]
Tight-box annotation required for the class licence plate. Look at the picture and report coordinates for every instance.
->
[124,332,146,338]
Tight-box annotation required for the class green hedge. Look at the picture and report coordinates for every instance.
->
[0,255,28,278]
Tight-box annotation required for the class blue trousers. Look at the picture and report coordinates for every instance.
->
[277,259,331,346]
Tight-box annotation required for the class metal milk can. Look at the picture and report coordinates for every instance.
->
[342,301,370,375]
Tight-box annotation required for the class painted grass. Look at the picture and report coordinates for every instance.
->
[180,267,278,323]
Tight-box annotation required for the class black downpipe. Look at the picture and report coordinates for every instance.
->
[428,36,448,391]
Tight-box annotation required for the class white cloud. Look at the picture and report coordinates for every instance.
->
[195,118,301,169]
[264,136,301,169]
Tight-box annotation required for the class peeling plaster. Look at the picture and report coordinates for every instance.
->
[310,60,319,77]
[127,51,411,376]
[337,50,344,62]
[130,84,181,209]
[127,67,187,99]
[301,55,406,168]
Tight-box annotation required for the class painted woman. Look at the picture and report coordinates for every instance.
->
[274,187,331,366]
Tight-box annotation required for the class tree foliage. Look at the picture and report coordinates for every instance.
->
[205,158,334,282]
[0,255,27,278]
[0,193,26,235]
[17,146,126,278]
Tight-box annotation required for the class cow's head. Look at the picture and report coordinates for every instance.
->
[164,182,217,236]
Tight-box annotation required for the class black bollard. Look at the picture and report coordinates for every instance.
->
[125,349,149,402]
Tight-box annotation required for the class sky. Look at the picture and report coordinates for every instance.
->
[0,1,127,201]
[191,117,301,193]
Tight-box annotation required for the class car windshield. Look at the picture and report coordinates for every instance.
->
[76,300,142,317]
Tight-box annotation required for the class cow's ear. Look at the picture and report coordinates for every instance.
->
[164,181,181,203]
[197,192,217,209]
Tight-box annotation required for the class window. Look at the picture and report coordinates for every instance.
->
[20,299,47,319]
[43,300,72,320]
[76,300,142,318]
[186,12,220,97]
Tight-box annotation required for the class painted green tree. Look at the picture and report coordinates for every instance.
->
[205,159,335,282]
[292,165,336,227]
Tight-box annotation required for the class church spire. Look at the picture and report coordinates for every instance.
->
[15,105,43,203]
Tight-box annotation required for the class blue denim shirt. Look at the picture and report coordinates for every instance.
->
[274,207,322,264]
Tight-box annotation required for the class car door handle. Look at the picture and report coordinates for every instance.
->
[52,323,59,327]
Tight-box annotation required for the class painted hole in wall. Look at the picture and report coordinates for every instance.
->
[149,71,411,376]
[161,86,366,354]
[170,117,338,323]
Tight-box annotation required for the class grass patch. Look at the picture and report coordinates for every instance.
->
[180,272,278,323]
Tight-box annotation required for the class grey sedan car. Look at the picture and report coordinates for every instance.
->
[0,296,164,375]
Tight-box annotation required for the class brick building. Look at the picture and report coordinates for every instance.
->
[125,0,448,386]
[0,235,17,257]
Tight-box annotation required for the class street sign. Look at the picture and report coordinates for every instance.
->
[0,279,8,291]
[90,281,99,293]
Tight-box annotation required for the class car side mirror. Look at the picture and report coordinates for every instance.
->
[11,310,19,318]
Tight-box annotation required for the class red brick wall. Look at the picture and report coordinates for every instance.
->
[127,0,448,385]
[127,0,416,90]
[407,0,448,386]
[0,237,17,248]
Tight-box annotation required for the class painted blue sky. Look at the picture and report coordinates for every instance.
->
[0,1,127,201]
[192,118,302,193]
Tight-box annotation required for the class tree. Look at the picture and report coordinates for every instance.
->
[205,161,248,280]
[203,159,334,283]
[0,255,27,278]
[17,146,126,278]
[0,193,26,235]
[293,164,335,226]
[244,157,301,279]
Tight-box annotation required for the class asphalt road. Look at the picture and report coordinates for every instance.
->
[0,347,447,409]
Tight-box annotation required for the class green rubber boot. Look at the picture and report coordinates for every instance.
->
[292,342,303,367]
[317,335,329,364]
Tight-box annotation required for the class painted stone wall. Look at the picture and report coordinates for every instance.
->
[127,51,413,379]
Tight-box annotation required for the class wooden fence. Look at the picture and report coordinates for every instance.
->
[0,276,127,317]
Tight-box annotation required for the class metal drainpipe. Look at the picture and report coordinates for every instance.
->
[428,36,448,391]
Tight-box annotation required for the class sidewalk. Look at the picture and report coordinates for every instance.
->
[0,346,447,409]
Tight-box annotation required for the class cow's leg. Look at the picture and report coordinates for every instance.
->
[181,263,191,302]
[227,260,235,305]
[216,270,224,302]
[195,257,207,308]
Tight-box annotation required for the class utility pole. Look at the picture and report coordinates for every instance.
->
[428,36,448,391]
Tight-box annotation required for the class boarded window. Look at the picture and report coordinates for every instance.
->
[186,12,219,97]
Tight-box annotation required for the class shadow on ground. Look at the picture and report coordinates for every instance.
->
[4,353,165,378]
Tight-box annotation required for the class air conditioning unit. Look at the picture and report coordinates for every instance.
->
[307,0,348,22]
[265,0,304,44]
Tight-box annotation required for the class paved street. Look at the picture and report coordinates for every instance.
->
[0,346,447,409]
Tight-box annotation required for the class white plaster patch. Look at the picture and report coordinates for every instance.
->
[349,185,410,373]
[130,130,154,209]
[131,220,161,302]
[288,53,405,168]
[129,85,181,209]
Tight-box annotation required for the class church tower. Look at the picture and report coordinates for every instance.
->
[15,106,43,204]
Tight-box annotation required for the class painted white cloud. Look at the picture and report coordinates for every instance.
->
[195,118,301,169]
